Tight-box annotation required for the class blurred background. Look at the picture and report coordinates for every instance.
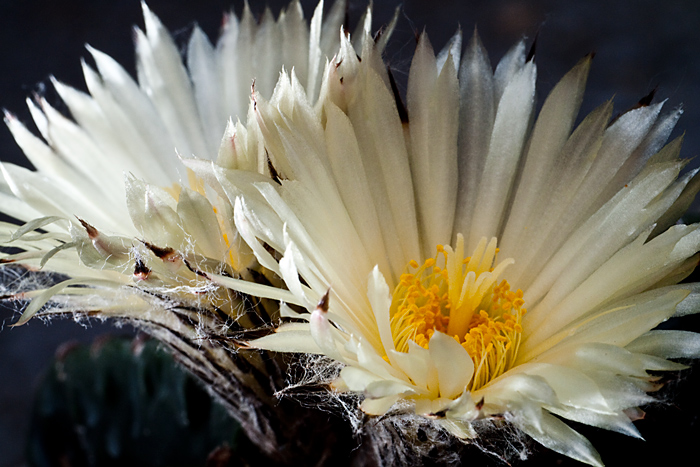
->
[1,0,700,465]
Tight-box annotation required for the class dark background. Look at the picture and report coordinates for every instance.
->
[1,0,700,465]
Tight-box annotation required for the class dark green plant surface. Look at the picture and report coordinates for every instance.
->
[26,335,242,467]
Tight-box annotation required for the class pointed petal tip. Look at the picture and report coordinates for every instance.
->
[526,31,538,62]
[638,87,658,107]
[471,25,479,39]
[317,287,330,313]
[577,52,595,68]
[140,1,153,18]
[76,216,98,239]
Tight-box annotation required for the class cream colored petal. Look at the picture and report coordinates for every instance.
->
[80,62,175,183]
[280,2,310,86]
[596,106,682,208]
[524,160,685,311]
[454,30,494,239]
[479,373,559,419]
[52,78,153,182]
[318,0,345,63]
[507,101,612,286]
[347,67,420,265]
[323,102,393,279]
[546,405,641,439]
[353,339,408,383]
[468,61,536,251]
[341,366,383,392]
[428,331,475,399]
[367,266,398,362]
[4,114,85,191]
[249,328,322,354]
[493,40,526,104]
[519,288,688,363]
[39,99,125,204]
[279,242,313,308]
[310,306,347,363]
[256,182,377,332]
[2,113,126,227]
[436,29,462,74]
[408,32,460,256]
[279,302,307,319]
[125,175,184,249]
[360,394,400,415]
[232,197,283,275]
[87,46,178,173]
[669,280,700,317]
[576,101,662,212]
[500,55,591,257]
[14,277,126,326]
[444,390,478,420]
[365,380,416,399]
[388,340,441,397]
[583,370,656,411]
[251,9,283,99]
[1,163,124,234]
[389,348,432,394]
[207,272,304,306]
[187,26,225,154]
[653,166,700,236]
[512,363,613,413]
[437,419,477,439]
[627,330,700,359]
[136,4,208,159]
[305,0,324,101]
[540,342,666,378]
[514,410,603,467]
[526,224,700,345]
[176,188,228,261]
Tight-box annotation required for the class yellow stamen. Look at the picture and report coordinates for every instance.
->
[165,172,240,270]
[163,169,206,201]
[389,235,525,391]
[162,182,182,201]
[187,168,207,196]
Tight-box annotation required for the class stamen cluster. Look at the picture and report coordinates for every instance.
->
[390,237,525,390]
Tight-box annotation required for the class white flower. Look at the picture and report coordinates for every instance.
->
[211,28,700,466]
[0,0,364,324]
[1,0,347,235]
[2,1,700,465]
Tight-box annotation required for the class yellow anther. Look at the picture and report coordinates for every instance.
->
[389,237,525,392]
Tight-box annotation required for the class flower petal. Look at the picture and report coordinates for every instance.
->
[429,331,475,399]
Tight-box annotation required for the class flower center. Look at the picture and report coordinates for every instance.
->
[389,235,526,391]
